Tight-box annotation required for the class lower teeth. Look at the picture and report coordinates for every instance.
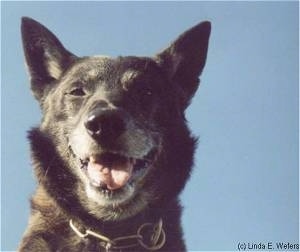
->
[101,189,113,198]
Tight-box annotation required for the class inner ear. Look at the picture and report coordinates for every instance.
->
[156,21,211,108]
[21,17,77,100]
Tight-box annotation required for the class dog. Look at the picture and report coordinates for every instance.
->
[19,17,211,251]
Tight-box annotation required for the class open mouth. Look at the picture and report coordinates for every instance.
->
[79,150,158,195]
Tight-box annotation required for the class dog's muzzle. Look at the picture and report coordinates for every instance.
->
[71,104,160,194]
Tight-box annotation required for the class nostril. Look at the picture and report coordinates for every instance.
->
[84,115,102,136]
[84,109,126,141]
[103,114,125,138]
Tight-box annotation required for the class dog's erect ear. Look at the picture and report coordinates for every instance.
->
[156,21,211,108]
[21,17,77,100]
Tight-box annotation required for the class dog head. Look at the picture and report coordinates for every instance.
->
[22,17,211,221]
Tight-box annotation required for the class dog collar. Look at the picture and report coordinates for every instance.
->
[69,218,166,251]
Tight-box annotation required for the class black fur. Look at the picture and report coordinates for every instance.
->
[19,17,211,251]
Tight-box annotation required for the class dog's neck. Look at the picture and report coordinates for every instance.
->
[69,217,166,251]
[69,200,165,237]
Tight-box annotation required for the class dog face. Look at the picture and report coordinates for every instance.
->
[21,17,210,221]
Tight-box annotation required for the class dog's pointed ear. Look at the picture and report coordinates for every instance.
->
[21,17,77,100]
[156,21,211,108]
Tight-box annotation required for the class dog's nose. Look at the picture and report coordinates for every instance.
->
[84,107,126,142]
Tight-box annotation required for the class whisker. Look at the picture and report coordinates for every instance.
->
[42,146,71,179]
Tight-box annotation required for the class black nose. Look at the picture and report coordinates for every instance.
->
[84,107,126,142]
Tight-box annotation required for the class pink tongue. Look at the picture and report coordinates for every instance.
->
[87,156,133,190]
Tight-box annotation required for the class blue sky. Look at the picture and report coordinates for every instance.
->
[1,1,299,251]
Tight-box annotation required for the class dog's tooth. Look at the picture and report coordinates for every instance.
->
[105,190,111,198]
[129,157,136,164]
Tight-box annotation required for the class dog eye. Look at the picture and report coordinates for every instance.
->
[145,90,152,96]
[141,88,153,97]
[68,87,86,96]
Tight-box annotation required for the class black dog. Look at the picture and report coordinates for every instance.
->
[19,17,211,251]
